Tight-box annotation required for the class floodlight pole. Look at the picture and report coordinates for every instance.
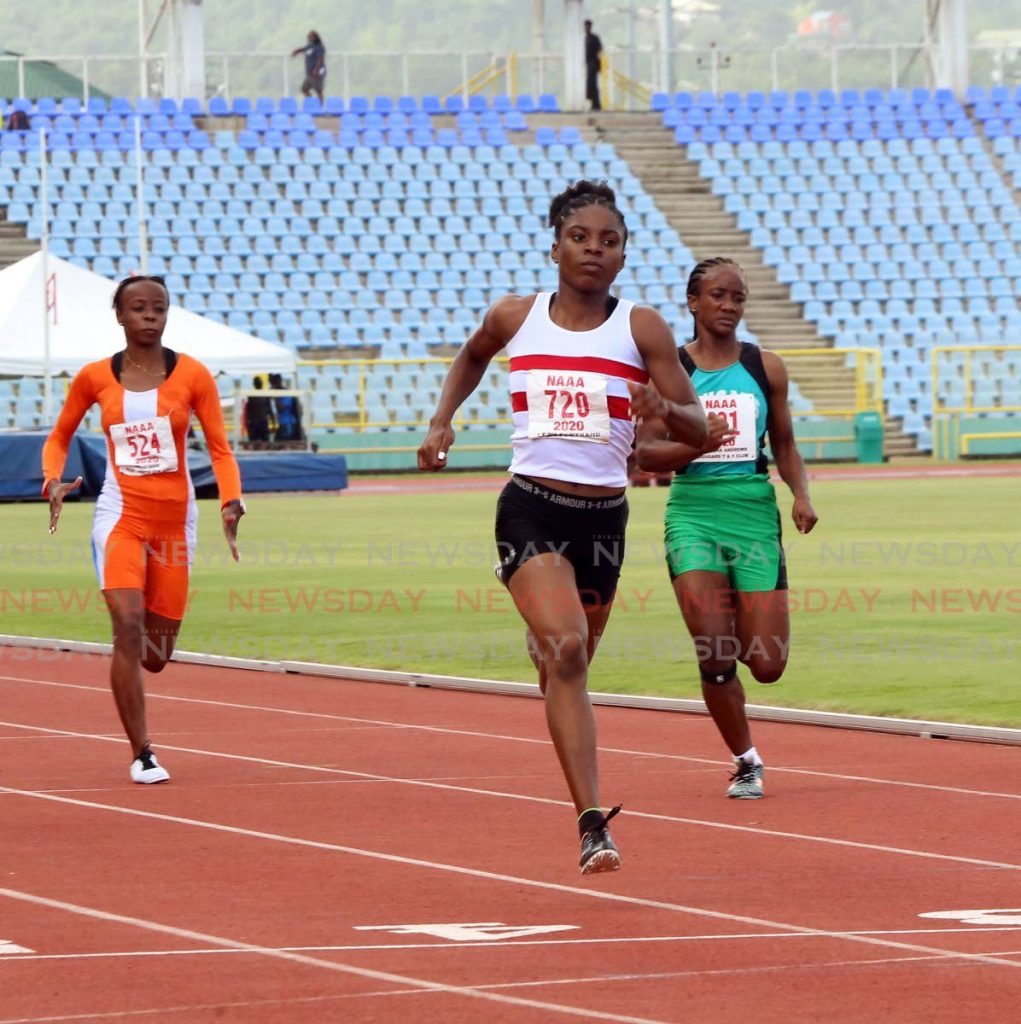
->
[165,0,180,99]
[926,0,969,98]
[138,0,205,103]
[138,0,148,98]
[532,0,545,94]
[659,0,674,96]
[179,0,207,102]
[628,0,637,106]
[564,0,585,110]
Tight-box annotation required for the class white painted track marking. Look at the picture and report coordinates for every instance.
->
[2,784,1021,970]
[5,924,1021,964]
[1,719,1019,873]
[1,674,1019,802]
[0,887,673,1024]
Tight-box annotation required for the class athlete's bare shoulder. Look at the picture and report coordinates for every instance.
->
[629,303,673,335]
[484,293,540,344]
[628,303,677,358]
[759,347,789,389]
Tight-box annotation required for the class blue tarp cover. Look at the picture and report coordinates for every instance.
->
[0,432,347,500]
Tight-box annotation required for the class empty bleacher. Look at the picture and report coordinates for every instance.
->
[2,86,1019,456]
[640,85,1021,452]
[0,92,757,438]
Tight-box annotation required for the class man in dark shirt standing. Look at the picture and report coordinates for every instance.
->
[244,375,275,447]
[291,30,326,103]
[584,20,603,111]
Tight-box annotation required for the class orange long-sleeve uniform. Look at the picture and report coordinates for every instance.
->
[42,352,242,619]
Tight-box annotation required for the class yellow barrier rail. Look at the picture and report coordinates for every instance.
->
[960,431,1021,456]
[298,348,884,437]
[48,348,882,461]
[443,52,517,105]
[603,59,652,111]
[788,434,856,459]
[930,345,1021,459]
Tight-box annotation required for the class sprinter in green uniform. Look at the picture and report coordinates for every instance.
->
[636,257,818,798]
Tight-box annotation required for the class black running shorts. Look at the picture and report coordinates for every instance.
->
[494,474,629,608]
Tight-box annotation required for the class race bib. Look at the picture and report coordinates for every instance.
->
[694,392,758,463]
[110,415,178,476]
[525,369,611,443]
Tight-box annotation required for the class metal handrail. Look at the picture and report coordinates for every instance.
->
[3,40,1019,104]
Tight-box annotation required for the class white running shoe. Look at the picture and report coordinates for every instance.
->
[130,747,170,784]
[727,761,764,799]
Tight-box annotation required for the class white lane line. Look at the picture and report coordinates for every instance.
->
[5,945,1021,1024]
[474,950,1021,990]
[7,954,1021,1024]
[0,887,673,1024]
[7,925,1021,963]
[0,984,463,1024]
[1,718,1019,874]
[2,674,1018,802]
[0,992,404,1024]
[2,785,1021,971]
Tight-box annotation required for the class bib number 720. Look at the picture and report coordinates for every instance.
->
[545,389,591,420]
[524,369,611,443]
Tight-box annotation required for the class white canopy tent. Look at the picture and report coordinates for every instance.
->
[0,252,295,398]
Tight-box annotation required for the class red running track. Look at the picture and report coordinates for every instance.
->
[0,650,1019,1023]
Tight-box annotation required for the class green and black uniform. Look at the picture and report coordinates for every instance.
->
[664,342,787,592]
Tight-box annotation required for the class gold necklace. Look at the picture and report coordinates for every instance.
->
[123,350,166,378]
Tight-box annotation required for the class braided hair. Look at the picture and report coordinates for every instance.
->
[548,180,628,246]
[112,274,170,312]
[686,256,743,340]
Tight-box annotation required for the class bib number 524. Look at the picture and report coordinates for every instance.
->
[127,432,161,458]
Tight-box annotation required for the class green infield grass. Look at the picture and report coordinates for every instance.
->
[2,474,1018,727]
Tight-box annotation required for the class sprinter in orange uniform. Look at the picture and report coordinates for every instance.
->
[43,275,245,784]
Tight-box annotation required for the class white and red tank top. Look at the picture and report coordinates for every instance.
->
[506,292,648,488]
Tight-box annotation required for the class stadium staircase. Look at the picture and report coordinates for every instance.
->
[979,127,1021,211]
[588,111,919,455]
[0,216,36,268]
[4,87,1019,456]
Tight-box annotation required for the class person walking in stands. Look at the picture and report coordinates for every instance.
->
[635,257,818,799]
[584,20,603,111]
[418,181,710,873]
[43,275,245,785]
[291,30,327,104]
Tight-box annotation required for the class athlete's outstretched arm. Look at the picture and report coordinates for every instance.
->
[762,351,817,534]
[418,295,527,470]
[627,306,708,449]
[42,369,93,492]
[42,369,94,532]
[635,412,737,472]
[191,362,242,503]
[191,361,245,559]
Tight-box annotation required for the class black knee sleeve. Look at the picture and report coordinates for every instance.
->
[700,663,737,685]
